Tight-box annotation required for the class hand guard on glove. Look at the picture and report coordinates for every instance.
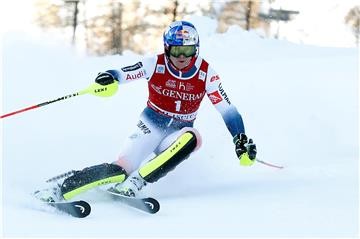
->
[233,133,257,166]
[95,72,118,86]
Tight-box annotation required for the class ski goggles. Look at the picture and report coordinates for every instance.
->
[169,45,197,57]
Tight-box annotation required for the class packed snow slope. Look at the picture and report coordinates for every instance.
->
[2,16,359,237]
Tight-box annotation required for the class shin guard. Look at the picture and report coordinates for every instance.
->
[138,131,197,183]
[61,163,127,200]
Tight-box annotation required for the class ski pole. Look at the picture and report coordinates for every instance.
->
[256,158,284,169]
[1,81,118,119]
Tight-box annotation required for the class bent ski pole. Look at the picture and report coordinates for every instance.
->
[1,81,118,119]
[256,158,284,169]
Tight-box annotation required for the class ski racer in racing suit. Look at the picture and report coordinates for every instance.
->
[34,20,257,202]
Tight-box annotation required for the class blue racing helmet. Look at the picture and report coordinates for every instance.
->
[163,21,199,58]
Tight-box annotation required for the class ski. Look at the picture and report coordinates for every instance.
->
[106,189,160,214]
[45,200,91,218]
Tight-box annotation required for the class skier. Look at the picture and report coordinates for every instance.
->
[35,20,257,202]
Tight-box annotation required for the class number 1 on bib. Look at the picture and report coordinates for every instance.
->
[175,100,182,112]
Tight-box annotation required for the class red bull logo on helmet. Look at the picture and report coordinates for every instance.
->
[176,29,190,40]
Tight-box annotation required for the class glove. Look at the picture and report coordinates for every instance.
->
[233,133,257,166]
[95,72,118,86]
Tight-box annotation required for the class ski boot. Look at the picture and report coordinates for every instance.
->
[110,172,147,197]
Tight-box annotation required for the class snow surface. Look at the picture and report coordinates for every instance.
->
[2,16,359,237]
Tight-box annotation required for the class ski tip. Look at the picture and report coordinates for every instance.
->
[76,200,91,218]
[144,198,160,214]
[107,190,160,214]
[49,200,91,218]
